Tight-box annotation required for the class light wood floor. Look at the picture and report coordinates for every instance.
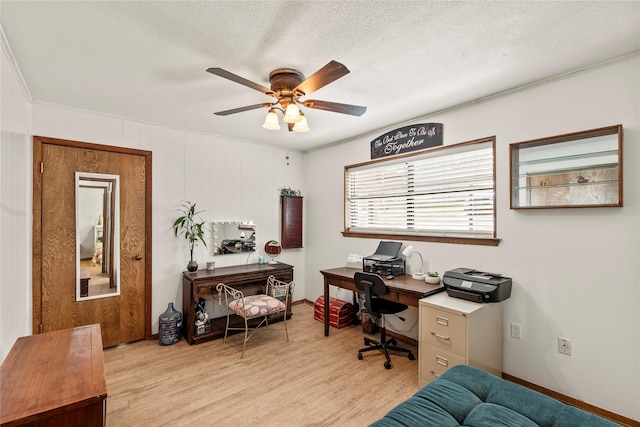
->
[104,302,419,426]
[80,259,115,296]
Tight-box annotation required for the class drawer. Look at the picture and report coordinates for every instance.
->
[421,306,467,356]
[419,344,465,386]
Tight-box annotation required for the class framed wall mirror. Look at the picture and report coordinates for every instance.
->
[510,125,622,209]
[75,172,120,300]
[212,221,256,255]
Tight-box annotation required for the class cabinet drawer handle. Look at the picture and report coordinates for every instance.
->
[429,370,440,378]
[430,331,451,341]
[436,316,449,326]
[435,355,449,367]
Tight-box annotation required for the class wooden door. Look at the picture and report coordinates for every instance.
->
[33,136,152,347]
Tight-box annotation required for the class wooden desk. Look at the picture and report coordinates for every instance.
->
[0,324,107,427]
[182,262,294,345]
[320,267,444,336]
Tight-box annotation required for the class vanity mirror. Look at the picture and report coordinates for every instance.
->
[75,172,120,300]
[212,221,256,255]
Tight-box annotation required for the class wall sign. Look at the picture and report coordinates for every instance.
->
[370,123,443,159]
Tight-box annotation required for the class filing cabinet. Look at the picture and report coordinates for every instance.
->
[419,292,503,386]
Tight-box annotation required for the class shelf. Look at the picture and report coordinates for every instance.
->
[513,179,619,192]
[510,125,622,209]
[512,149,618,168]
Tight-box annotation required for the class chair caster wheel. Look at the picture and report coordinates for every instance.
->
[390,338,397,345]
[408,353,415,361]
[384,361,391,369]
[358,353,363,360]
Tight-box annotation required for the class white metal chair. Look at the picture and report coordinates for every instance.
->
[216,275,294,358]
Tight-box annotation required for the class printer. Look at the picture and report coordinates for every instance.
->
[442,268,512,303]
[362,241,405,277]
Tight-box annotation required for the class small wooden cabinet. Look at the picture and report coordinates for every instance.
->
[281,195,303,249]
[419,293,502,387]
[182,262,294,345]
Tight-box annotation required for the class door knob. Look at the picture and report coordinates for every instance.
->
[135,254,143,260]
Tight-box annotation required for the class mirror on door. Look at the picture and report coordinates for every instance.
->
[75,172,120,301]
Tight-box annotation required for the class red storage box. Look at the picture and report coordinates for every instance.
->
[314,296,355,329]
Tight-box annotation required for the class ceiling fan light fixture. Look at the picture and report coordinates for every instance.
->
[262,109,280,130]
[283,103,302,123]
[292,112,310,133]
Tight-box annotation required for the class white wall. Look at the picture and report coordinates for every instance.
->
[1,33,307,361]
[29,102,307,336]
[304,57,640,420]
[0,39,32,362]
[78,186,104,259]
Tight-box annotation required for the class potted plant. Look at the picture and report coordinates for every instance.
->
[425,271,440,284]
[173,201,207,272]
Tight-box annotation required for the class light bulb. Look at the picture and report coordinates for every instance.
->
[262,109,280,130]
[283,103,301,123]
[292,113,310,132]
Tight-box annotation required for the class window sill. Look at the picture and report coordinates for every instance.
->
[341,231,500,247]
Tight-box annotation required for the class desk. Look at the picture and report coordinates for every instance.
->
[182,262,294,345]
[320,267,444,336]
[0,324,107,427]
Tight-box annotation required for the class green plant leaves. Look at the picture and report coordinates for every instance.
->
[173,201,207,260]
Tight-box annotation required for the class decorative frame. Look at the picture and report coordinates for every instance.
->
[510,125,623,209]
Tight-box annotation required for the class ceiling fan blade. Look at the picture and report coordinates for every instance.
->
[303,100,367,116]
[206,68,275,96]
[214,103,269,116]
[293,60,350,96]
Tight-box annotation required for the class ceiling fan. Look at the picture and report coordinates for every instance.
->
[206,60,366,132]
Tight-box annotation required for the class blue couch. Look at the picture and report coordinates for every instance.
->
[371,365,620,427]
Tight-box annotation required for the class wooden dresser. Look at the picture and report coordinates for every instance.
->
[0,324,107,427]
[182,262,294,345]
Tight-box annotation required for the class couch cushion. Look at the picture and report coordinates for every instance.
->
[463,403,540,427]
[483,375,566,426]
[554,405,620,427]
[370,395,460,427]
[370,365,621,427]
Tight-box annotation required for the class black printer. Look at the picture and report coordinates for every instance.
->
[362,241,405,277]
[442,268,512,303]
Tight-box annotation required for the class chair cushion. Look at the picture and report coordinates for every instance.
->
[229,294,286,318]
[372,298,408,315]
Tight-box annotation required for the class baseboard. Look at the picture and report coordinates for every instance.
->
[502,373,638,427]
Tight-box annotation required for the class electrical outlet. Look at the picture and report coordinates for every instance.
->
[510,322,521,339]
[558,337,571,355]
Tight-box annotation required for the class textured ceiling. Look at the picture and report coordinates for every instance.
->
[2,1,639,152]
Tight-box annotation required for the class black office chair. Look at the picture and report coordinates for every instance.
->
[354,271,416,369]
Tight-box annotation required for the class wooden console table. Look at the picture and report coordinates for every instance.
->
[320,267,445,337]
[0,324,107,427]
[182,262,294,345]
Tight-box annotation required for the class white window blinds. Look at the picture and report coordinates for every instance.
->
[346,139,495,239]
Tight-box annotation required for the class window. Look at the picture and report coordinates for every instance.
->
[344,137,498,246]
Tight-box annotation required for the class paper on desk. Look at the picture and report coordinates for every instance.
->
[346,253,363,269]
